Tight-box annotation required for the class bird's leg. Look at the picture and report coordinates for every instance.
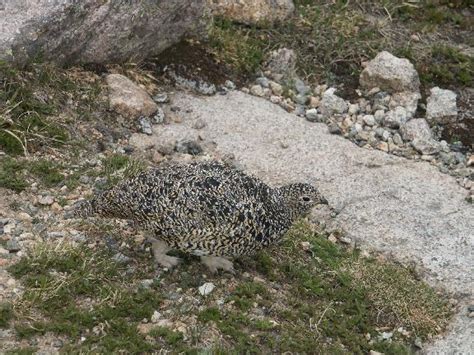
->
[200,256,235,274]
[149,237,181,269]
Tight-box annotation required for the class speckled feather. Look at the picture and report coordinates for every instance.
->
[74,161,325,257]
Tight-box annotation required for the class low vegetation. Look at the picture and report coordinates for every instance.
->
[208,0,473,93]
[0,61,103,155]
[5,222,452,353]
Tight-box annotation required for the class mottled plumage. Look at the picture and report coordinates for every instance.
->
[72,161,327,271]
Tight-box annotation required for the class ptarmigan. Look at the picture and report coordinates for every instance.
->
[70,161,327,272]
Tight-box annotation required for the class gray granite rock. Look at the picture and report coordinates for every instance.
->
[426,87,458,121]
[0,0,207,65]
[360,51,420,93]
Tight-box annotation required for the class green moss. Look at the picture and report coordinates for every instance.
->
[198,307,221,323]
[0,157,28,192]
[9,242,162,352]
[418,45,473,87]
[0,303,14,328]
[149,326,184,346]
[5,347,38,355]
[252,319,274,331]
[30,159,64,187]
[0,61,103,155]
[208,17,265,76]
[229,281,269,311]
[103,153,130,173]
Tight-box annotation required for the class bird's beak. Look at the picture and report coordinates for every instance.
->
[319,196,328,205]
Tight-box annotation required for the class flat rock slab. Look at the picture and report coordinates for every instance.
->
[130,91,473,353]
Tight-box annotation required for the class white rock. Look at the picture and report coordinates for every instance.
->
[17,212,32,222]
[225,80,236,90]
[320,90,348,118]
[198,282,215,296]
[300,241,311,250]
[362,115,375,126]
[383,106,409,128]
[38,195,54,205]
[250,85,265,97]
[426,87,457,120]
[412,138,441,155]
[353,123,363,133]
[374,109,385,124]
[270,95,282,104]
[305,108,319,122]
[360,51,420,93]
[389,91,420,118]
[269,81,283,96]
[393,133,403,146]
[106,74,158,119]
[348,104,360,115]
[399,118,432,142]
[151,310,162,323]
[3,223,14,234]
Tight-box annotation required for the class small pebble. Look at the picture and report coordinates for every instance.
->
[305,108,319,122]
[151,310,162,323]
[224,80,236,90]
[139,117,153,135]
[152,108,165,124]
[193,119,207,130]
[327,123,341,135]
[39,195,54,206]
[308,96,320,108]
[250,85,265,97]
[269,81,283,96]
[6,238,21,252]
[112,252,131,264]
[154,93,169,103]
[300,241,311,251]
[198,282,215,296]
[175,140,203,156]
[255,77,269,88]
[340,236,352,244]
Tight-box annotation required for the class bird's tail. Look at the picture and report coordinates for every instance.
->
[64,199,97,219]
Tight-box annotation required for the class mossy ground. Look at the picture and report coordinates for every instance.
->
[0,61,105,155]
[4,222,452,353]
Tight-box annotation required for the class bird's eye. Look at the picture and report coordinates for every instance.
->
[302,196,311,202]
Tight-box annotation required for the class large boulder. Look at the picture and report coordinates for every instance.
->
[208,0,295,25]
[360,51,420,93]
[0,0,207,65]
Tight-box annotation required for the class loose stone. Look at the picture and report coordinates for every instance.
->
[250,85,265,97]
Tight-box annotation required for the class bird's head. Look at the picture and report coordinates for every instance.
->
[277,183,328,220]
